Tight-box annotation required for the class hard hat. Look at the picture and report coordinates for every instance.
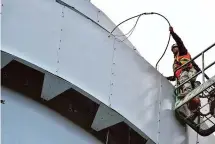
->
[171,44,178,50]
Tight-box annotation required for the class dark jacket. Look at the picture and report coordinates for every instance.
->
[171,31,201,73]
[170,31,188,56]
[166,31,208,81]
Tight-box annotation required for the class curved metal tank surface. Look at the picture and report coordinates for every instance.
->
[1,0,187,143]
[1,87,102,144]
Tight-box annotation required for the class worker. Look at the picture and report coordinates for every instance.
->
[166,26,200,118]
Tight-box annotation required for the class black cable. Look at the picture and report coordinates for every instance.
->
[155,32,171,69]
[109,13,145,35]
[152,13,171,70]
[114,16,141,37]
[109,12,171,70]
[121,15,141,42]
[152,12,171,26]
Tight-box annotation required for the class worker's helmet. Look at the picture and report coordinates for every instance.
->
[171,43,178,51]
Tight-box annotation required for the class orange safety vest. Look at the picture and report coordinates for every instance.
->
[173,52,192,79]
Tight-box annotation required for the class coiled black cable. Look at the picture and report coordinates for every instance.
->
[110,12,171,70]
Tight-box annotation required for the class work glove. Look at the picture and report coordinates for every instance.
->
[166,76,175,81]
[169,26,174,33]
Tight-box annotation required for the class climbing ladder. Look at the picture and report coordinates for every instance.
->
[174,43,215,136]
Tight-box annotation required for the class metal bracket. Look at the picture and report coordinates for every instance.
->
[1,51,13,68]
[91,103,124,131]
[41,73,72,100]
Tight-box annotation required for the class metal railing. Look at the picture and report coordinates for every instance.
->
[174,42,215,137]
[175,43,215,91]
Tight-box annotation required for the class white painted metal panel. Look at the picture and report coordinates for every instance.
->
[62,0,98,22]
[57,8,115,105]
[1,87,102,144]
[159,76,187,144]
[1,0,62,74]
[96,11,136,49]
[109,40,186,143]
[109,40,160,140]
[2,0,188,143]
[159,110,186,144]
[61,0,125,34]
[61,0,136,49]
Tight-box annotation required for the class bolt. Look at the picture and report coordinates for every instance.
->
[1,100,5,104]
